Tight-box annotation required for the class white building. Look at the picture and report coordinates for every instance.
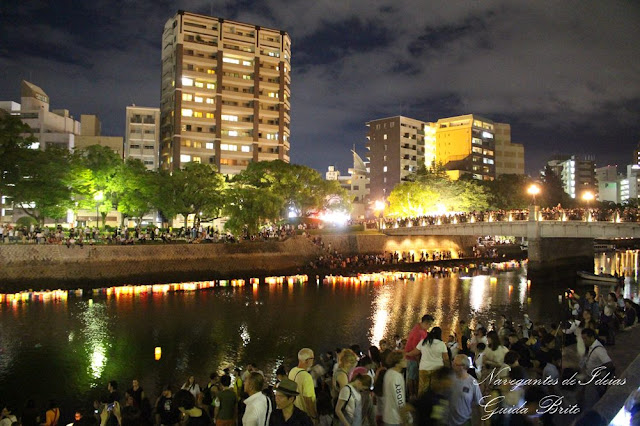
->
[125,106,161,170]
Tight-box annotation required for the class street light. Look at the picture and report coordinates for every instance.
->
[527,184,541,205]
[582,190,595,221]
[94,191,104,228]
[373,199,385,229]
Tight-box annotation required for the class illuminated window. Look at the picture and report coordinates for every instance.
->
[182,93,193,101]
[222,115,238,121]
[223,57,240,64]
[193,111,203,118]
[195,81,204,88]
[205,112,214,118]
[383,166,388,172]
[241,145,250,152]
[228,130,238,137]
[383,134,387,140]
[180,154,191,162]
[206,142,214,150]
[181,108,193,117]
[206,98,214,104]
[242,60,252,66]
[207,69,215,74]
[182,77,194,86]
[207,83,215,89]
[268,92,278,98]
[194,96,203,103]
[221,144,238,151]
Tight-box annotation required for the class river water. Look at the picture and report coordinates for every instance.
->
[0,252,638,420]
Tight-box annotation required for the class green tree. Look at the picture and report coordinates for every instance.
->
[234,160,348,216]
[117,159,157,225]
[541,165,571,207]
[155,162,225,228]
[387,173,489,217]
[0,113,35,222]
[9,147,74,225]
[483,174,532,210]
[73,145,124,225]
[222,185,283,236]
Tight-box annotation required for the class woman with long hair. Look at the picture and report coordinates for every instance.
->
[406,326,449,395]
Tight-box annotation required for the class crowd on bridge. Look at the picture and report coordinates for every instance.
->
[3,283,639,426]
[380,206,640,229]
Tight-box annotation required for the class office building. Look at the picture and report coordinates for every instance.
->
[366,116,426,202]
[159,10,291,175]
[546,155,596,199]
[493,123,525,176]
[75,114,124,158]
[125,106,161,169]
[596,165,621,203]
[435,114,495,181]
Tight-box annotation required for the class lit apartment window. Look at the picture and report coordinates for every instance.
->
[205,113,214,118]
[383,166,388,172]
[228,130,238,137]
[241,145,250,152]
[268,92,278,98]
[180,154,191,162]
[192,156,201,163]
[182,93,193,101]
[383,134,387,140]
[181,108,193,117]
[206,98,214,104]
[193,111,203,118]
[242,60,252,66]
[221,144,238,151]
[195,81,204,88]
[223,57,240,64]
[222,115,238,121]
[194,96,203,103]
[206,142,214,150]
[207,83,215,89]
[182,77,194,86]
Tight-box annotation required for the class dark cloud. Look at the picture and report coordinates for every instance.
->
[0,0,638,176]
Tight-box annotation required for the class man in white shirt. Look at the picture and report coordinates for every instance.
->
[242,372,272,426]
[580,328,613,406]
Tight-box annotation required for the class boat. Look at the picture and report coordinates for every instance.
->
[576,271,620,284]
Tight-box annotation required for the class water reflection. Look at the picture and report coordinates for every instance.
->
[0,262,637,418]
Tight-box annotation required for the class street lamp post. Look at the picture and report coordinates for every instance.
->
[94,191,104,228]
[527,184,541,221]
[582,190,595,221]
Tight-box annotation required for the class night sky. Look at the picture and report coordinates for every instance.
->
[1,0,639,176]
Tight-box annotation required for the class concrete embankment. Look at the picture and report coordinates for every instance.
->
[0,233,480,291]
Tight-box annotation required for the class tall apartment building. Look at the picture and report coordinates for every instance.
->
[493,123,525,176]
[125,106,161,169]
[366,116,426,202]
[159,11,291,175]
[634,141,640,165]
[546,155,596,199]
[435,114,495,181]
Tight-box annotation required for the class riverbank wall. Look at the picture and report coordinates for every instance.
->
[0,234,478,291]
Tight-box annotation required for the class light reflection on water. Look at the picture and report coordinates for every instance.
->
[0,255,639,420]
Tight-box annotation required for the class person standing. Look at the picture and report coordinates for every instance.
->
[448,355,481,426]
[382,351,408,426]
[580,328,613,406]
[403,314,433,399]
[269,378,312,426]
[288,348,318,421]
[242,372,272,426]
[155,385,180,426]
[214,375,237,426]
[334,374,371,426]
[406,327,449,395]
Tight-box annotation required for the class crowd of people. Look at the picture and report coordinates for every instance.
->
[3,283,639,426]
[0,224,299,247]
[380,206,640,229]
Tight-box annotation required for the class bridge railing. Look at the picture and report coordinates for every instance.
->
[380,207,639,230]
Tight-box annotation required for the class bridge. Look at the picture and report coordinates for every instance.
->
[382,207,640,268]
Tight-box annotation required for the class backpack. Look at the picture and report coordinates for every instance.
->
[201,383,214,406]
[332,384,353,426]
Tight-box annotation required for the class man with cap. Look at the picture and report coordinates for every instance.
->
[269,378,313,426]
